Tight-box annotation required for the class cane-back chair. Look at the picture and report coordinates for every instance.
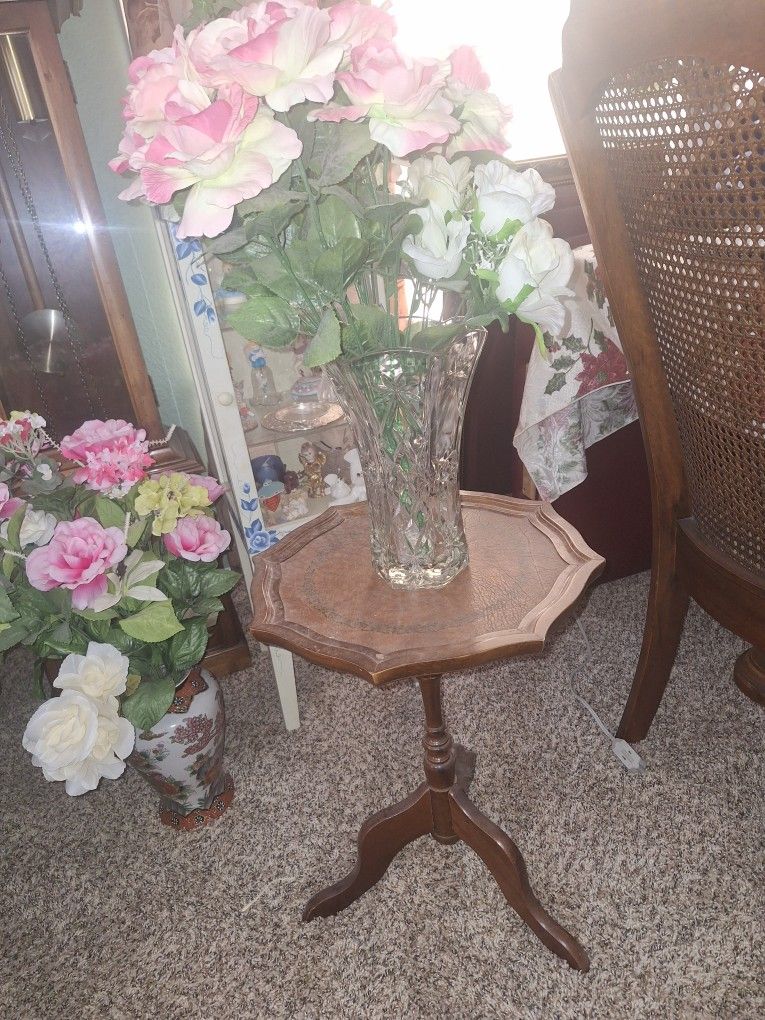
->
[550,0,765,740]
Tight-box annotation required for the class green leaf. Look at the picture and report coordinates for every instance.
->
[199,568,240,598]
[320,184,366,220]
[246,253,308,305]
[0,617,30,652]
[119,601,184,644]
[240,188,308,237]
[95,496,126,531]
[544,372,567,396]
[307,194,362,247]
[0,589,18,624]
[203,225,248,257]
[121,675,176,733]
[227,291,300,349]
[4,505,27,551]
[308,120,376,188]
[159,560,202,602]
[304,308,342,368]
[343,304,399,356]
[314,238,369,296]
[185,596,224,619]
[364,198,418,231]
[126,516,150,548]
[168,619,209,674]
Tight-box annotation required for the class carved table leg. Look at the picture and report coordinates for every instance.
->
[449,786,590,972]
[303,673,589,971]
[302,783,432,921]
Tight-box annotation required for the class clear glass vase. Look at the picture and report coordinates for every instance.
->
[327,326,486,590]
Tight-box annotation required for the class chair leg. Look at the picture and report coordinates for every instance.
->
[616,551,690,743]
[733,647,765,707]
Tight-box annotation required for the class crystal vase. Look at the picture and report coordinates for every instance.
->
[327,326,486,589]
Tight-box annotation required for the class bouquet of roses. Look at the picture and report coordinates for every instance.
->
[110,0,575,363]
[0,411,238,794]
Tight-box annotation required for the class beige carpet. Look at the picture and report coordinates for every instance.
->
[0,573,763,1020]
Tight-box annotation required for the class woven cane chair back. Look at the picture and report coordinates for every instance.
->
[591,58,765,573]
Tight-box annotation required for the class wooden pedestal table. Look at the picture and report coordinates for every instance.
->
[250,493,604,971]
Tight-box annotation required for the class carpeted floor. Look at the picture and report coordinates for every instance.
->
[0,572,763,1020]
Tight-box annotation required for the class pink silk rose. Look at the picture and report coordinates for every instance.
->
[445,46,511,157]
[25,518,128,611]
[131,84,301,238]
[310,41,459,157]
[0,481,25,521]
[163,515,231,562]
[187,2,343,113]
[59,419,154,494]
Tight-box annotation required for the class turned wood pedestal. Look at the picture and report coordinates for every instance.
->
[250,493,604,971]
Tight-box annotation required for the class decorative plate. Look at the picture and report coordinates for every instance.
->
[261,401,345,432]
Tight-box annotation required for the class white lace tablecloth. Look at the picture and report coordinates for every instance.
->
[513,245,638,501]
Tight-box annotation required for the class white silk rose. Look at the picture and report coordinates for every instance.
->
[20,508,56,548]
[402,204,469,281]
[54,642,130,699]
[474,162,556,237]
[0,507,56,548]
[22,691,134,797]
[405,154,472,215]
[496,218,575,335]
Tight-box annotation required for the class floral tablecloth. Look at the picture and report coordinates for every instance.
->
[513,245,638,501]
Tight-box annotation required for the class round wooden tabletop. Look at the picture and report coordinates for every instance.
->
[250,492,604,685]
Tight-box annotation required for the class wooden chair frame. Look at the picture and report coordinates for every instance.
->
[550,0,765,739]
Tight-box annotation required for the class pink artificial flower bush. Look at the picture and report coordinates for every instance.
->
[163,515,232,562]
[111,0,573,364]
[25,518,128,610]
[0,412,238,746]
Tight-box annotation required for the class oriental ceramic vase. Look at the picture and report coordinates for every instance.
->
[327,327,486,590]
[127,668,233,831]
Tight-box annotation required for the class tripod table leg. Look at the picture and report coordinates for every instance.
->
[449,786,590,972]
[303,783,433,921]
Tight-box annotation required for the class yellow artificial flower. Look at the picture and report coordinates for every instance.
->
[134,473,210,536]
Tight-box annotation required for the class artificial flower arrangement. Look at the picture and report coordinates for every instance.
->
[110,0,576,364]
[0,411,237,795]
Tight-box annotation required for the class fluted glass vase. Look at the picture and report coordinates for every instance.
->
[327,326,486,590]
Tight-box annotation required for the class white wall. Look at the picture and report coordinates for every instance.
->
[59,0,204,451]
[389,0,571,160]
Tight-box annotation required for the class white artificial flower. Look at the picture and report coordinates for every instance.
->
[496,218,575,335]
[405,154,472,215]
[18,508,56,548]
[22,691,134,797]
[473,162,556,236]
[36,464,53,481]
[54,642,130,699]
[402,204,470,281]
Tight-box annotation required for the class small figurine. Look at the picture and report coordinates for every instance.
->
[283,469,300,494]
[251,454,285,488]
[281,488,310,521]
[324,473,352,503]
[344,448,366,502]
[298,441,327,499]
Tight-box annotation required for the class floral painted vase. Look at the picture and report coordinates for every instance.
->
[127,668,233,831]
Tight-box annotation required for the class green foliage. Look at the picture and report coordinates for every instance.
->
[121,675,176,733]
[307,120,376,188]
[168,619,209,676]
[227,290,301,348]
[119,601,185,644]
[304,308,343,368]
